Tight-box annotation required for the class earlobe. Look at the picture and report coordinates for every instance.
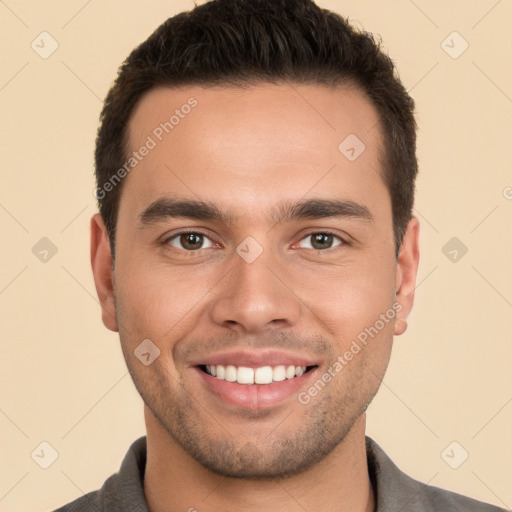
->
[90,213,119,332]
[394,217,420,337]
[394,318,408,336]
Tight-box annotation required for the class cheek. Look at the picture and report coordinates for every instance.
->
[292,251,397,340]
[113,257,218,346]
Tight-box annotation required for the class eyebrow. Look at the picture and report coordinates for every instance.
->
[139,198,235,226]
[138,197,374,227]
[272,198,373,224]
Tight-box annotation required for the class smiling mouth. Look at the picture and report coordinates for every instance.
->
[198,364,318,385]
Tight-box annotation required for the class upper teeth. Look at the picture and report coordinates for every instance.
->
[205,364,307,385]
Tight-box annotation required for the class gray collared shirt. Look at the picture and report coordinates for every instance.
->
[53,436,507,511]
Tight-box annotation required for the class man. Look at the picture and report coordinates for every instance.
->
[55,0,506,510]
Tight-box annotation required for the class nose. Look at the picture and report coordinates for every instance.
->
[210,248,302,333]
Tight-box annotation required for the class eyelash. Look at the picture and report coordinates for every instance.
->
[161,229,348,254]
[296,231,348,251]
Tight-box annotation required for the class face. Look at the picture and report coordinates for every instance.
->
[91,83,419,479]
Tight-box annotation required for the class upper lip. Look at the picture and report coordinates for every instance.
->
[189,349,319,368]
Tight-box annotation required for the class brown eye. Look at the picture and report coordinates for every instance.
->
[298,232,343,250]
[167,232,213,251]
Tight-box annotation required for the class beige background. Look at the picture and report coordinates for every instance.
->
[1,0,511,510]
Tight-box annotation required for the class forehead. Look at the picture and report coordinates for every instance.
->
[122,83,387,223]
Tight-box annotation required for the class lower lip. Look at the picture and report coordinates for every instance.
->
[195,367,317,410]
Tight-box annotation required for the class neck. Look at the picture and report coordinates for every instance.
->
[143,408,374,512]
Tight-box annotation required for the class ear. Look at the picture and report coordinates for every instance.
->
[90,213,118,332]
[394,217,420,336]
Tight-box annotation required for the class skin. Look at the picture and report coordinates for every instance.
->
[91,83,420,512]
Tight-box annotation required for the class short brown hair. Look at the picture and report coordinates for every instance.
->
[95,0,417,258]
